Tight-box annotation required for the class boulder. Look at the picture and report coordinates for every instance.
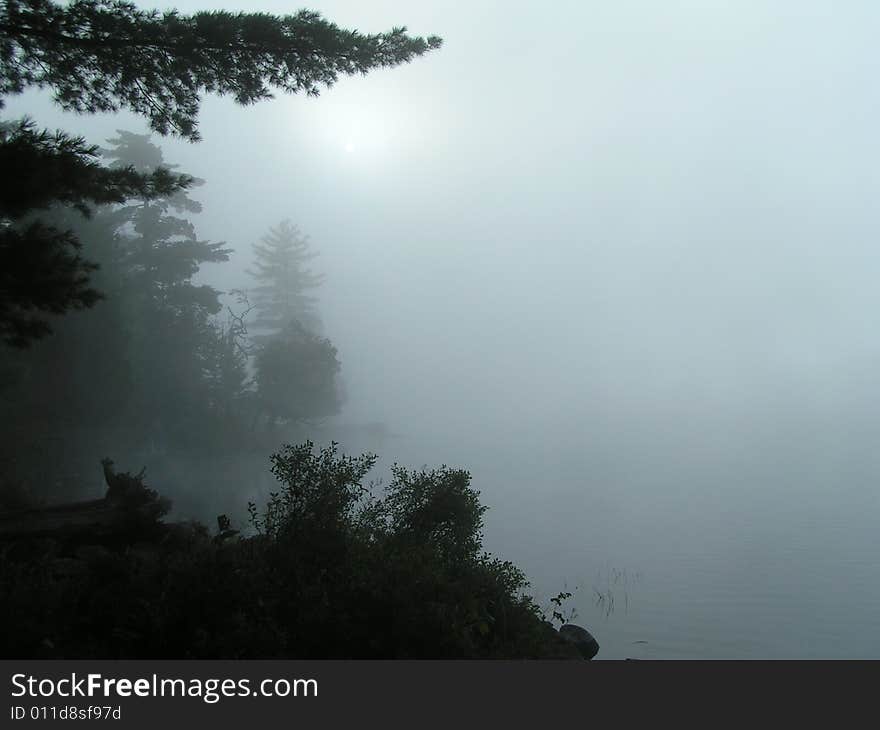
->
[536,621,585,659]
[558,623,600,660]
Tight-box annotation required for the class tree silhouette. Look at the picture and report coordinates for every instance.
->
[1,0,442,141]
[0,120,190,346]
[249,219,324,336]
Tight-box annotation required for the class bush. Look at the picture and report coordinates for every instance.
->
[0,443,560,658]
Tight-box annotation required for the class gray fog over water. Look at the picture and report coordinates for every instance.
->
[8,0,880,657]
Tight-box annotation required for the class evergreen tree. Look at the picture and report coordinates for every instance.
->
[0,204,131,414]
[1,0,442,142]
[249,219,324,336]
[0,119,190,346]
[0,201,133,494]
[0,131,239,473]
[99,131,233,441]
[101,130,228,313]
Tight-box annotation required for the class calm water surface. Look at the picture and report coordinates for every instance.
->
[378,403,880,659]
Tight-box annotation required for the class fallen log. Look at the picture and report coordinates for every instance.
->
[0,498,122,540]
[0,459,171,542]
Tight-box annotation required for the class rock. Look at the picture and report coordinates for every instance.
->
[558,623,600,660]
[536,621,585,659]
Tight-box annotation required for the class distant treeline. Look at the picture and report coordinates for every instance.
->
[0,130,345,508]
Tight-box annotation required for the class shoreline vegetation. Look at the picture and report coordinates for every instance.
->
[0,442,598,660]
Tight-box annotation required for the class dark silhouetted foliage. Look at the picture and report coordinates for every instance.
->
[254,321,343,426]
[1,0,442,141]
[0,444,565,659]
[0,120,190,219]
[0,120,191,346]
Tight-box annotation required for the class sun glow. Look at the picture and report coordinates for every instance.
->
[287,82,439,167]
[308,96,404,161]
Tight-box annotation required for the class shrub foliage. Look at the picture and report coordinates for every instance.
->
[1,443,560,658]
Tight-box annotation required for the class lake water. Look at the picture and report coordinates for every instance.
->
[371,401,880,659]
